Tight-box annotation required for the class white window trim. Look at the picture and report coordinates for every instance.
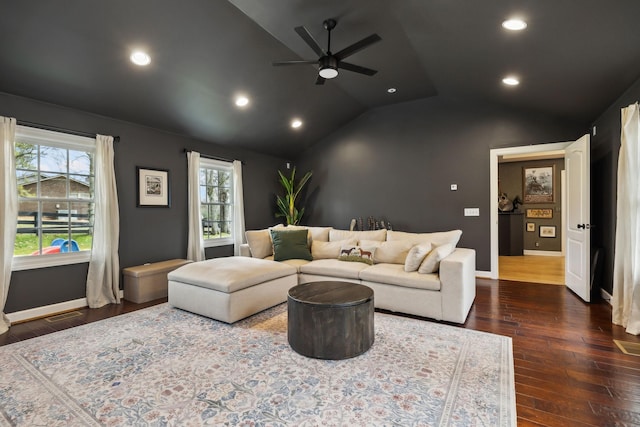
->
[200,158,234,248]
[13,125,95,271]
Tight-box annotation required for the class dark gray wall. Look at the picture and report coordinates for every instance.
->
[590,75,640,294]
[499,158,565,252]
[296,96,585,272]
[2,92,287,313]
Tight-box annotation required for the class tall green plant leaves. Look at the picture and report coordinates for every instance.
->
[276,167,312,225]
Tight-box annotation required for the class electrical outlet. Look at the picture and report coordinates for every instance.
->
[450,184,458,191]
[535,242,540,247]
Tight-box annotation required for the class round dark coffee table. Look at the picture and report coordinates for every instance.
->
[287,281,374,360]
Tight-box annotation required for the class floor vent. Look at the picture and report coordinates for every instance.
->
[44,311,83,323]
[614,339,640,356]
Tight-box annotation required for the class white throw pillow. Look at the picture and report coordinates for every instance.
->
[312,238,357,259]
[404,243,433,272]
[329,229,387,242]
[418,243,455,274]
[387,229,463,248]
[360,239,414,264]
[245,229,273,259]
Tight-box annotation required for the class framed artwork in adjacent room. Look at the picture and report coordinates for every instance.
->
[526,222,535,232]
[523,165,555,203]
[526,208,553,219]
[137,167,170,207]
[539,225,556,238]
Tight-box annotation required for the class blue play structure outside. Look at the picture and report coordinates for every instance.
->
[52,239,80,252]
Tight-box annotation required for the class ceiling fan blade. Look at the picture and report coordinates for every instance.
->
[315,75,326,85]
[273,60,318,66]
[334,34,381,60]
[338,61,377,76]
[295,26,326,57]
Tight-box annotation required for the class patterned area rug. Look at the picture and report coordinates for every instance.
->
[0,304,515,426]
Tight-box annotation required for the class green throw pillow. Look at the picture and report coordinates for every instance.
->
[270,229,313,261]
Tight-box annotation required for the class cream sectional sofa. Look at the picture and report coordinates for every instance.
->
[240,226,476,324]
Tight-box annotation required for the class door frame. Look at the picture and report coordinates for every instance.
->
[489,141,572,279]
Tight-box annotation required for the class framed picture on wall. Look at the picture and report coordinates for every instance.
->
[539,225,556,238]
[526,222,535,232]
[137,167,171,207]
[526,208,553,219]
[523,165,555,203]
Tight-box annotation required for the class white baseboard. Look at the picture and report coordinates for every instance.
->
[523,250,564,257]
[475,270,492,278]
[7,290,124,324]
[601,288,612,305]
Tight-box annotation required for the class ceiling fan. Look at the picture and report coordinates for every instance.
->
[273,18,381,85]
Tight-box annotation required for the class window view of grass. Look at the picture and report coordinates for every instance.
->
[14,234,93,256]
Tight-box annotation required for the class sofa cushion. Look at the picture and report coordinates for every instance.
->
[360,239,414,264]
[338,245,374,265]
[387,229,463,247]
[312,238,357,259]
[270,229,313,261]
[359,263,441,291]
[245,229,273,259]
[299,259,370,279]
[329,229,387,242]
[418,243,455,274]
[404,243,433,272]
[167,257,296,293]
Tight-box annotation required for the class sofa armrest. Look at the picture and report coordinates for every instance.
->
[439,248,476,323]
[240,243,252,257]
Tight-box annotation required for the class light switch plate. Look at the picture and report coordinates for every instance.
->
[450,184,457,191]
[464,208,480,216]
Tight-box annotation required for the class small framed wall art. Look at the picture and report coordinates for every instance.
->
[526,208,553,219]
[137,166,171,207]
[539,225,556,238]
[526,222,535,232]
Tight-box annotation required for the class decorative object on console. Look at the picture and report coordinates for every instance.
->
[276,167,312,225]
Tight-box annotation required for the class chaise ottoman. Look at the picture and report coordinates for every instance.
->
[167,256,298,323]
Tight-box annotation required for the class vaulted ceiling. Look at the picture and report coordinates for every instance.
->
[1,1,639,158]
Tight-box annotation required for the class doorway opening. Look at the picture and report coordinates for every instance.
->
[489,141,571,282]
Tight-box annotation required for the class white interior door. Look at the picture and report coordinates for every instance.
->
[565,134,591,302]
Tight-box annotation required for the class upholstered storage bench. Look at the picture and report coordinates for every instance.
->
[123,259,191,303]
[167,256,298,323]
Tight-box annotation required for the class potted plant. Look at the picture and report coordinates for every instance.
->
[276,167,313,225]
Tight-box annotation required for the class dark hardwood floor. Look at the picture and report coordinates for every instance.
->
[2,279,640,426]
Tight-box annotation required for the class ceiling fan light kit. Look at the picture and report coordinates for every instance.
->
[273,18,381,84]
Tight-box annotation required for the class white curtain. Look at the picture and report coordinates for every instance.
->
[86,135,120,308]
[233,160,246,256]
[612,103,640,334]
[0,117,17,335]
[187,151,205,261]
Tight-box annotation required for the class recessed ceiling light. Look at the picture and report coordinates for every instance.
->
[502,76,520,86]
[387,88,397,94]
[130,50,151,66]
[502,19,527,31]
[291,119,303,129]
[235,96,249,107]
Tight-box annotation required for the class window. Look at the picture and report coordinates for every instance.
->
[199,158,234,247]
[13,126,95,270]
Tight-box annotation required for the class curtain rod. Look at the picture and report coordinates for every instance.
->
[183,148,243,164]
[16,120,120,142]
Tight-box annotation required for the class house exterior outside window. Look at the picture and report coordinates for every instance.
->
[13,126,95,270]
[199,158,234,247]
